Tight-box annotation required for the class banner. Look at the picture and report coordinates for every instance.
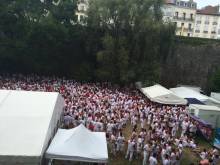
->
[189,114,213,141]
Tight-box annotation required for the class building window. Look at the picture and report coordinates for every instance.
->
[195,30,200,33]
[181,23,184,27]
[175,12,179,18]
[188,23,192,30]
[183,13,186,20]
[196,20,201,24]
[211,31,216,34]
[213,22,218,25]
[180,1,184,6]
[203,31,208,34]
[204,21,209,25]
[190,14,193,20]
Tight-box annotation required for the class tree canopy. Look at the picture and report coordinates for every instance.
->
[0,0,175,84]
[87,0,175,84]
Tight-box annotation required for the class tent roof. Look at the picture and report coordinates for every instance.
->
[170,87,209,102]
[141,84,187,105]
[45,124,108,163]
[0,90,60,157]
[189,104,220,112]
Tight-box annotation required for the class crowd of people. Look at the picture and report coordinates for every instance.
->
[0,74,219,165]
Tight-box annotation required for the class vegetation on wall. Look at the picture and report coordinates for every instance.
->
[176,36,220,46]
[210,69,220,92]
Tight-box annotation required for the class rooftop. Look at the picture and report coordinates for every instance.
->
[197,5,220,16]
[164,0,197,9]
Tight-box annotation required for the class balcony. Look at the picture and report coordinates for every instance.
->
[211,31,216,34]
[177,27,194,32]
[173,16,194,22]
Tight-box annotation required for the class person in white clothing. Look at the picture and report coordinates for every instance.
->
[110,134,116,156]
[163,154,171,165]
[137,135,143,157]
[116,132,125,152]
[181,119,189,137]
[200,149,208,160]
[125,139,136,161]
[170,149,177,165]
[149,153,158,165]
[143,143,151,165]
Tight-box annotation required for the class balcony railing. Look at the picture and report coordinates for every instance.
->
[173,16,194,21]
[177,27,194,32]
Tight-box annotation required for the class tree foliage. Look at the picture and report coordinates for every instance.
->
[0,0,175,84]
[87,0,175,84]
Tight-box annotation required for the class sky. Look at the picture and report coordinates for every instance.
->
[194,0,220,9]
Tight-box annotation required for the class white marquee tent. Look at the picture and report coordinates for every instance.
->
[45,124,108,163]
[0,90,64,165]
[141,84,187,105]
[170,87,209,102]
[170,87,220,107]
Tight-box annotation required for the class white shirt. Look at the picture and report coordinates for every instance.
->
[128,140,135,152]
[149,156,158,165]
[163,159,170,165]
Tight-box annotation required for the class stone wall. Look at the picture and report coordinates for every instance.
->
[161,38,220,92]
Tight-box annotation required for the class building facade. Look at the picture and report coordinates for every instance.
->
[76,0,220,39]
[193,6,220,39]
[163,0,220,39]
[163,0,197,37]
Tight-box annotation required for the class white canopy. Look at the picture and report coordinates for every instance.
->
[170,87,209,102]
[45,124,108,163]
[141,84,187,105]
[0,90,64,165]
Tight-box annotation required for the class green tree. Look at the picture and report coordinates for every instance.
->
[87,0,175,84]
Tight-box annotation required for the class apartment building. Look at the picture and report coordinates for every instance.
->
[193,6,220,39]
[163,0,197,37]
[76,0,220,39]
